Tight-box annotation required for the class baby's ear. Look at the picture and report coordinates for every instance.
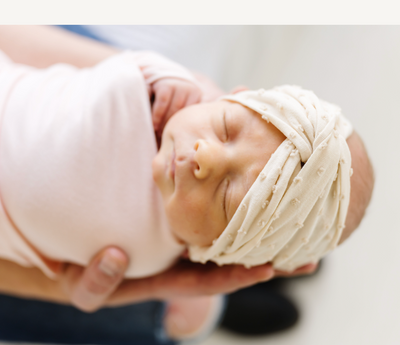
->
[230,85,249,94]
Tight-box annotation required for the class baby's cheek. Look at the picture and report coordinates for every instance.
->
[165,196,199,243]
[166,189,226,246]
[166,195,215,246]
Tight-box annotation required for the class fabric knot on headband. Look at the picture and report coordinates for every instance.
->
[189,85,353,271]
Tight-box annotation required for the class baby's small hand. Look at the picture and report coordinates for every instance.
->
[151,78,202,135]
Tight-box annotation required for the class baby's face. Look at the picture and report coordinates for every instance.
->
[152,100,286,246]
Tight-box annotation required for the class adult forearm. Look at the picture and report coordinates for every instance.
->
[0,25,119,68]
[0,246,130,312]
[0,258,68,303]
[0,25,226,105]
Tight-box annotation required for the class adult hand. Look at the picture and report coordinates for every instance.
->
[103,260,318,308]
[60,245,319,312]
[59,246,129,312]
[0,247,316,314]
[106,259,275,307]
[58,247,274,312]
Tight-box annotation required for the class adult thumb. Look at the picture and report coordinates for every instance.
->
[68,246,129,312]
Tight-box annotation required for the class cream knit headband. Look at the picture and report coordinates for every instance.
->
[189,85,353,271]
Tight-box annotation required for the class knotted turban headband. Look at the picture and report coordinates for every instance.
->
[189,85,353,271]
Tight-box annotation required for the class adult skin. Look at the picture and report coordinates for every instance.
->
[5,25,369,313]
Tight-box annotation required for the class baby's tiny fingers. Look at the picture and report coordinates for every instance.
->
[184,87,202,107]
[165,87,188,120]
[153,85,174,130]
[156,89,188,135]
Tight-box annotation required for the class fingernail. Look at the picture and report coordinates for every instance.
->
[98,253,123,277]
[261,266,274,281]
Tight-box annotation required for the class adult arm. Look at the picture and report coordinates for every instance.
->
[0,251,275,312]
[0,25,118,68]
[0,25,224,102]
[0,247,129,307]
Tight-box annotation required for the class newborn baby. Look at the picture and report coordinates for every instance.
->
[0,50,372,339]
[155,87,353,273]
[0,48,363,277]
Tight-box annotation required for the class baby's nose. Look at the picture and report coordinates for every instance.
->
[193,139,225,179]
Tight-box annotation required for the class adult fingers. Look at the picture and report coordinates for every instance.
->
[107,261,274,306]
[274,263,319,278]
[193,262,275,295]
[66,247,129,312]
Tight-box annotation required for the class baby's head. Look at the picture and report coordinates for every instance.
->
[153,85,374,271]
